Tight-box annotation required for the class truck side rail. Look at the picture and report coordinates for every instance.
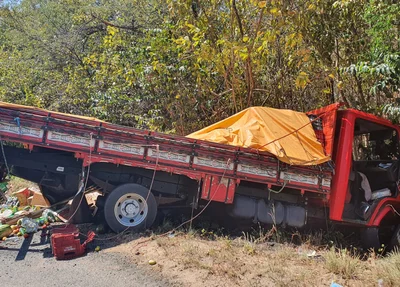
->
[0,106,332,204]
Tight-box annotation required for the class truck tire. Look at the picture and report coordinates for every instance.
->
[104,183,157,233]
[389,225,400,251]
[360,227,381,250]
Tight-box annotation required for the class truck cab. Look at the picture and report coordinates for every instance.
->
[330,108,400,247]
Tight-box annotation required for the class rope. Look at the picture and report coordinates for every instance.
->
[84,227,130,241]
[388,204,400,217]
[64,139,160,224]
[80,159,232,244]
[269,180,288,194]
[253,108,335,165]
[53,133,95,230]
[128,159,232,248]
[143,144,159,229]
[267,180,288,201]
[258,109,331,150]
[145,144,159,203]
[76,144,160,240]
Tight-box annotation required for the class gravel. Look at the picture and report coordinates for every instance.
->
[0,229,172,287]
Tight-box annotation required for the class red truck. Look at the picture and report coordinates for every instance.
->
[0,102,399,249]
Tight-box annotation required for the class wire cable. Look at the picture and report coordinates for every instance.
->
[130,159,232,247]
[80,159,232,243]
[145,145,159,203]
[64,133,94,223]
[73,143,160,239]
[387,204,400,217]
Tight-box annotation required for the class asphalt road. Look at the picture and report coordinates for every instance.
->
[0,229,171,287]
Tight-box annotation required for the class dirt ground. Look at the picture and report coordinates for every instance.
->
[2,178,400,286]
[1,222,399,287]
[0,228,173,287]
[108,230,400,287]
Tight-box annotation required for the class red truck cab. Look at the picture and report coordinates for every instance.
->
[326,107,400,247]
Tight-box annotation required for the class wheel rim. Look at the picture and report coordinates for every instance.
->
[114,193,148,227]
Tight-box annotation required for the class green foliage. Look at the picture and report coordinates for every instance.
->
[0,0,399,133]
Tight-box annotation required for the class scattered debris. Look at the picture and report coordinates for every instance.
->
[1,183,101,261]
[0,187,62,242]
[0,209,13,220]
[42,209,57,223]
[30,190,51,207]
[85,191,102,207]
[0,187,48,225]
[0,181,9,203]
[95,224,106,234]
[51,224,95,260]
[13,188,31,206]
[0,224,12,238]
[1,236,20,242]
[307,250,317,257]
[20,217,39,233]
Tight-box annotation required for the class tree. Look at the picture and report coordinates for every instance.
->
[0,0,399,133]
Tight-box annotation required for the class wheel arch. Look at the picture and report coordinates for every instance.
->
[370,203,400,226]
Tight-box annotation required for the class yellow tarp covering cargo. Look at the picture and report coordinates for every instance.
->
[187,107,330,166]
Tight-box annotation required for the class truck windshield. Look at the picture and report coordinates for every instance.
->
[352,120,398,161]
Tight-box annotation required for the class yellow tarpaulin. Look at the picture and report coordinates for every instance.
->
[187,107,330,166]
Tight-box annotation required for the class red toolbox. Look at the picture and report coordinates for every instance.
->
[51,224,95,260]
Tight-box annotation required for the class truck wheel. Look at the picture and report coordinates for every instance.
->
[360,227,380,250]
[104,183,157,233]
[361,226,398,251]
[389,225,400,251]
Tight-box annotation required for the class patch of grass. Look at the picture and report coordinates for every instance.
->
[375,249,400,286]
[274,244,296,261]
[325,247,362,279]
[115,216,400,287]
[154,218,175,234]
[155,236,170,248]
[217,236,233,250]
[113,224,400,287]
[243,241,257,255]
[241,231,259,255]
[288,227,351,250]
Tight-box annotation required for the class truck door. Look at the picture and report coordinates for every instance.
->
[343,118,399,220]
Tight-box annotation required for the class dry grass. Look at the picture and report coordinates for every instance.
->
[107,225,400,287]
[325,247,362,279]
[375,249,400,285]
